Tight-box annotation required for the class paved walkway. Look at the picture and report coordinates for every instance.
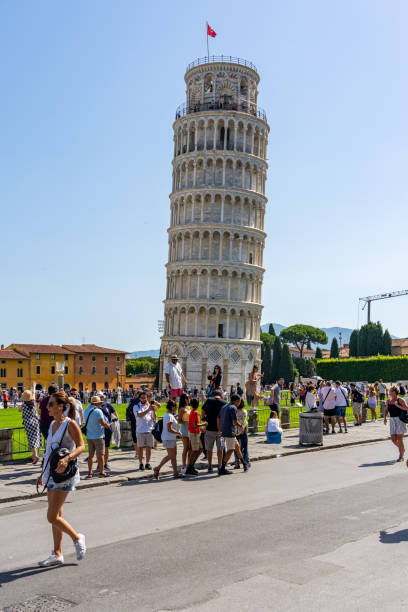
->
[0,420,394,503]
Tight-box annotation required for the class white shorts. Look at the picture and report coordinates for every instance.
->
[390,416,406,436]
[162,439,177,449]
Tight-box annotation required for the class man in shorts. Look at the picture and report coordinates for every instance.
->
[164,355,188,399]
[186,398,206,475]
[134,391,156,471]
[350,383,363,426]
[335,380,349,433]
[218,394,248,475]
[83,396,111,478]
[202,390,226,474]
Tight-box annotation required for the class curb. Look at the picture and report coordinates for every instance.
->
[0,434,392,505]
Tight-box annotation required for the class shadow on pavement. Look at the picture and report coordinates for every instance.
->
[359,460,396,467]
[0,564,76,586]
[380,529,408,544]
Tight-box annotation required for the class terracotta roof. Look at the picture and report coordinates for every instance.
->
[62,344,127,354]
[0,349,29,360]
[8,344,75,355]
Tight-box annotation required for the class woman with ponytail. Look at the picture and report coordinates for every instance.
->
[37,391,86,567]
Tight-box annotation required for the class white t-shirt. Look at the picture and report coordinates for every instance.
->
[162,412,178,441]
[164,361,183,389]
[335,386,348,407]
[305,392,316,411]
[267,418,282,433]
[134,402,154,433]
[379,383,386,394]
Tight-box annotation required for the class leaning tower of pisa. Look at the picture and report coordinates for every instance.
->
[159,56,269,390]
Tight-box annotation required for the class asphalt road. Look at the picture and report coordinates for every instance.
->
[1,440,408,611]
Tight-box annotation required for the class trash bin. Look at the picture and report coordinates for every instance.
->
[299,411,323,446]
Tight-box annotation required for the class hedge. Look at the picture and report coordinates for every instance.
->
[316,355,408,383]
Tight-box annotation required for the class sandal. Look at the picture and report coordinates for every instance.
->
[85,474,93,479]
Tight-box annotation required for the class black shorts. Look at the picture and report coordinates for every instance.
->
[104,427,112,447]
[324,408,336,417]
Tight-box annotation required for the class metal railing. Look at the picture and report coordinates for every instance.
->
[10,427,45,457]
[175,101,267,122]
[186,56,258,73]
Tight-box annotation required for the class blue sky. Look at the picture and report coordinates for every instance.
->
[1,0,407,350]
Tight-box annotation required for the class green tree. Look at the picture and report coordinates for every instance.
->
[315,346,323,359]
[349,329,359,357]
[268,323,276,336]
[279,343,295,384]
[280,324,328,358]
[261,332,274,384]
[271,335,282,382]
[382,329,392,355]
[330,337,339,358]
[358,322,384,356]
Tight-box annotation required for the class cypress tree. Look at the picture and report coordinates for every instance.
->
[279,343,295,384]
[271,335,282,382]
[349,329,359,357]
[330,337,339,358]
[382,329,392,355]
[268,323,276,336]
[315,346,323,359]
[261,333,273,384]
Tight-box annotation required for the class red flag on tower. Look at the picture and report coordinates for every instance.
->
[207,23,217,38]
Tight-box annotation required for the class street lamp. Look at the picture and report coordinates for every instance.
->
[116,366,121,390]
[158,320,164,334]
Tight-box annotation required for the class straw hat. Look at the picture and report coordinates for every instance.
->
[90,395,103,405]
[22,390,34,402]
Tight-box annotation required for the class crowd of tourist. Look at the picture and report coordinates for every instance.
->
[6,351,407,568]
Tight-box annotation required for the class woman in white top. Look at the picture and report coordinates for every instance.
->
[153,400,183,480]
[305,385,317,411]
[321,383,337,434]
[267,411,283,434]
[37,391,86,567]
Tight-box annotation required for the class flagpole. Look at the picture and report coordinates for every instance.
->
[206,21,209,62]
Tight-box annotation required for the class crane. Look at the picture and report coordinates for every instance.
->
[359,289,408,324]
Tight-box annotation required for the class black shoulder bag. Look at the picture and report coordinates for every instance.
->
[81,407,95,436]
[397,399,408,423]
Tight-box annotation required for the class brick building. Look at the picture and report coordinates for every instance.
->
[2,343,127,391]
[61,344,127,391]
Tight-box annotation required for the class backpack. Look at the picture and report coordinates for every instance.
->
[400,385,406,396]
[353,390,363,404]
[152,418,164,443]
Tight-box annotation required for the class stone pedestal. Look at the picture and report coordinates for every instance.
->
[247,409,258,434]
[362,404,367,423]
[119,421,133,448]
[0,429,13,461]
[281,407,290,430]
[380,400,386,418]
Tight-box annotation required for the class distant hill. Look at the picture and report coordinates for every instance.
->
[261,323,397,348]
[127,350,160,359]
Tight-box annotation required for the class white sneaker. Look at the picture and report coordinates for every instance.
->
[38,551,64,567]
[74,533,86,560]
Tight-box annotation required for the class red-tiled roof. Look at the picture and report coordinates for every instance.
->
[62,344,127,354]
[0,349,29,360]
[8,344,74,355]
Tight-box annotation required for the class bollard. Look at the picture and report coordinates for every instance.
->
[119,420,133,448]
[0,429,13,461]
[281,407,290,430]
[380,400,386,418]
[362,403,367,423]
[247,409,258,434]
